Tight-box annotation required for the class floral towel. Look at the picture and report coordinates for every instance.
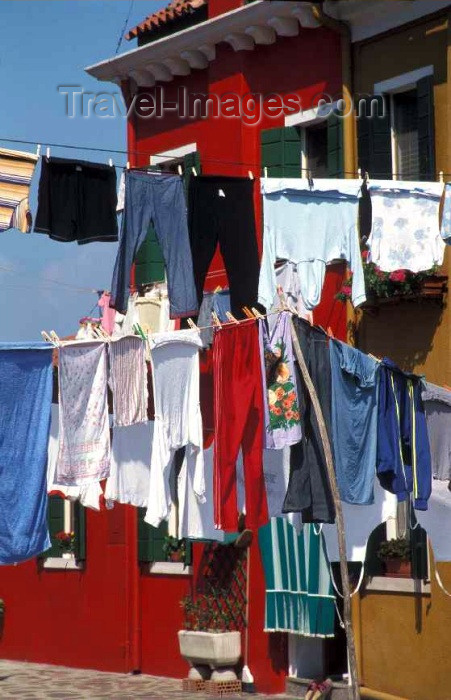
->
[56,341,110,486]
[368,181,445,272]
[259,311,302,449]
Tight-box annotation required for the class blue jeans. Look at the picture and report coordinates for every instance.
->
[110,171,199,318]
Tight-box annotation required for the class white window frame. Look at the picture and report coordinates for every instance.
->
[374,66,434,180]
[150,142,198,166]
[43,499,83,571]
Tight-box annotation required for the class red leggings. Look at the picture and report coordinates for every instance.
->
[213,319,268,532]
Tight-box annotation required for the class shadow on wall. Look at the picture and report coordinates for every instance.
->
[356,301,445,373]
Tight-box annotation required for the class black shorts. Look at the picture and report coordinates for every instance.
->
[34,157,118,244]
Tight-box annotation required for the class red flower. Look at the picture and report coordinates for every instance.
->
[341,285,352,296]
[361,249,369,261]
[389,270,407,283]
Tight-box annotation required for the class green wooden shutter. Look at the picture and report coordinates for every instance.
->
[417,75,435,180]
[137,507,168,562]
[261,126,302,177]
[357,95,392,179]
[46,495,65,557]
[74,502,86,561]
[327,112,344,178]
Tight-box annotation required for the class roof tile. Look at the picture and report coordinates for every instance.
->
[126,0,207,41]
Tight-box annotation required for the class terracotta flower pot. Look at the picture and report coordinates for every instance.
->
[384,558,411,578]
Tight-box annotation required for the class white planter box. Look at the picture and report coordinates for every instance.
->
[178,630,241,667]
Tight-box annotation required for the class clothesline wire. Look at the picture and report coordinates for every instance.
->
[1,136,450,180]
[0,261,102,295]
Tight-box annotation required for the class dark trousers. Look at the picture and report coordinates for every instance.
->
[283,317,335,523]
[188,176,260,319]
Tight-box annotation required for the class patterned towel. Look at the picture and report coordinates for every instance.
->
[0,147,38,232]
[56,341,110,486]
[109,335,148,427]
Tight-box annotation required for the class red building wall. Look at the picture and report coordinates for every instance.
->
[0,21,344,697]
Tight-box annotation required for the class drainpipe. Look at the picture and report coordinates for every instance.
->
[311,3,358,347]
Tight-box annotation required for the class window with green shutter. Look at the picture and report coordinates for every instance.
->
[134,150,201,287]
[137,507,192,565]
[44,495,86,560]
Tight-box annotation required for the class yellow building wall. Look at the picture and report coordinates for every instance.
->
[356,557,451,700]
[353,11,451,386]
[350,13,451,700]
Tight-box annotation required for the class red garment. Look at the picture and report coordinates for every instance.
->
[213,319,268,532]
[199,348,214,449]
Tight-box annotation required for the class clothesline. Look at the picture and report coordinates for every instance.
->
[1,135,450,180]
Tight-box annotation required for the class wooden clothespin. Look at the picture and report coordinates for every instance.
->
[50,330,60,343]
[439,171,444,184]
[46,147,51,159]
[187,318,198,330]
[213,286,222,294]
[41,330,53,343]
[251,306,264,320]
[36,144,41,157]
[192,167,197,177]
[177,164,183,176]
[242,307,255,319]
[248,171,254,180]
[211,311,222,328]
[126,161,130,170]
[327,326,335,339]
[225,311,239,324]
[263,167,268,179]
[108,158,113,167]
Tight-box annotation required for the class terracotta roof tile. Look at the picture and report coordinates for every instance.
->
[126,0,207,41]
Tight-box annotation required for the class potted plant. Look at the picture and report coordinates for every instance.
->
[178,590,241,681]
[55,531,76,559]
[377,538,411,578]
[162,535,186,564]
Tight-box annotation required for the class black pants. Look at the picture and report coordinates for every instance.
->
[283,317,335,523]
[188,176,260,318]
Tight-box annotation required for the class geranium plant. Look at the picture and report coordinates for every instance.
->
[55,531,76,554]
[336,249,439,302]
[180,590,234,633]
[376,538,411,561]
[162,535,187,563]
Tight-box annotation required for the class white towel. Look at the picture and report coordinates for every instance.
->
[56,341,110,486]
[105,422,153,508]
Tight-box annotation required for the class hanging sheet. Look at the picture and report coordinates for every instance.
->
[0,342,53,564]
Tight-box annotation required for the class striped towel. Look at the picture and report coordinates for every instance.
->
[259,518,336,637]
[109,335,148,427]
[0,147,38,232]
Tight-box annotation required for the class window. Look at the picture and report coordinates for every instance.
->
[43,495,85,570]
[358,69,435,181]
[302,123,328,178]
[392,89,419,180]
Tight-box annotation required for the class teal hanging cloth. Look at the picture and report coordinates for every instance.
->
[258,518,335,637]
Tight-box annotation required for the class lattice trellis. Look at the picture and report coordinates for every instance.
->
[194,543,248,632]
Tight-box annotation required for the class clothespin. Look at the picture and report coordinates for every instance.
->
[242,307,255,319]
[213,286,222,294]
[211,311,222,328]
[358,168,362,179]
[46,147,51,159]
[327,326,335,338]
[36,144,41,157]
[41,330,53,343]
[264,167,268,179]
[108,158,113,167]
[439,171,444,184]
[187,318,198,330]
[126,161,130,170]
[251,307,264,320]
[177,164,183,176]
[248,171,254,180]
[192,167,197,176]
[225,311,239,324]
[50,330,60,343]
[368,353,381,363]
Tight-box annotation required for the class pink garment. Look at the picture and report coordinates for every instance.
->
[98,292,116,335]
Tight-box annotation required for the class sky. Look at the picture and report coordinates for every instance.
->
[0,0,166,340]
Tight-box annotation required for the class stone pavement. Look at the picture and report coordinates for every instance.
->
[0,660,294,699]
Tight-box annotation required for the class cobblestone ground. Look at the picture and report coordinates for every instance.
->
[0,660,293,699]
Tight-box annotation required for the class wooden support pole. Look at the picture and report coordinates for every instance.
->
[290,318,360,700]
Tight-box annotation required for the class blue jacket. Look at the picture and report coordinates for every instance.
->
[377,359,431,510]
